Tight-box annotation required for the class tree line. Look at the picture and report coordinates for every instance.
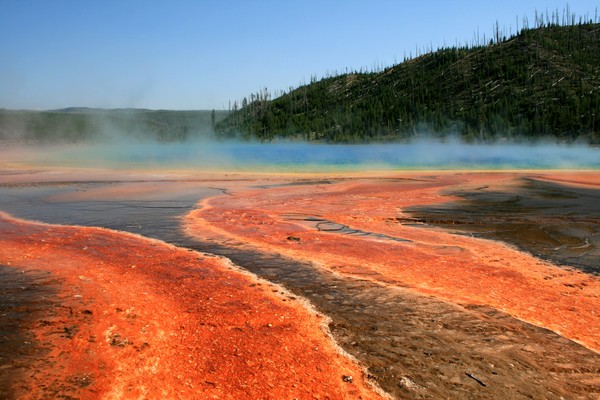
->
[0,109,229,143]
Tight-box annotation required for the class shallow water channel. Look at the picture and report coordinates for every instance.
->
[406,177,600,275]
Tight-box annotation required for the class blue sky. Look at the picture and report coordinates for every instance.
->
[1,0,598,110]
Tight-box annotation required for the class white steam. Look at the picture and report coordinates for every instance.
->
[2,137,599,172]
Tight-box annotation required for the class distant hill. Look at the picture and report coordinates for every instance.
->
[217,23,600,143]
[0,109,229,143]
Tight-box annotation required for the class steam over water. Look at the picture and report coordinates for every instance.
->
[4,140,600,171]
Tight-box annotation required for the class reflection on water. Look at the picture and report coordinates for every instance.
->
[0,182,219,242]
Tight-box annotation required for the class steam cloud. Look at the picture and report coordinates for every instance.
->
[1,109,598,172]
[2,137,599,172]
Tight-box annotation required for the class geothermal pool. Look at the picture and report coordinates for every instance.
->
[1,143,600,399]
[4,140,600,171]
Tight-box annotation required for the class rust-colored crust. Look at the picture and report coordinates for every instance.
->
[0,213,384,399]
[185,171,600,353]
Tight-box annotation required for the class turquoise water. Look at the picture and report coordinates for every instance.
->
[9,140,600,171]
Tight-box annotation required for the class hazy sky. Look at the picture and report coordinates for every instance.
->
[1,0,598,110]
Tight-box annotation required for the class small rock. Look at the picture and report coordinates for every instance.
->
[286,236,301,242]
[399,376,422,391]
[109,333,132,347]
[342,375,353,383]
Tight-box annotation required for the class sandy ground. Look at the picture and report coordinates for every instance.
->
[1,167,600,399]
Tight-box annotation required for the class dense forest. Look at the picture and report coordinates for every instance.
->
[0,108,228,143]
[217,19,600,143]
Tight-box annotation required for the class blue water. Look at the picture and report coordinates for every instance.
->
[14,140,600,171]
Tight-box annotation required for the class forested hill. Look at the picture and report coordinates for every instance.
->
[0,109,229,143]
[217,23,600,143]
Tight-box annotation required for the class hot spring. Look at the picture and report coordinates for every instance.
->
[2,140,600,172]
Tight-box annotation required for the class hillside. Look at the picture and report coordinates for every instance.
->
[217,23,600,143]
[0,109,229,143]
